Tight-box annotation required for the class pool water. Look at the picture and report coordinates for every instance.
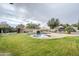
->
[31,33,50,38]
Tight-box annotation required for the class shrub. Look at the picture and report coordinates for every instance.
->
[65,26,75,34]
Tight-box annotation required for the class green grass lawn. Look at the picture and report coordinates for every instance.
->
[0,33,79,56]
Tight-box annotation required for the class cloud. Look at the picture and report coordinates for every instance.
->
[1,3,15,11]
[0,16,44,27]
[0,3,79,27]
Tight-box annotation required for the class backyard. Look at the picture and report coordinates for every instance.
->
[0,33,79,56]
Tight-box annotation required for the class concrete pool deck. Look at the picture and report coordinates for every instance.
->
[50,33,79,38]
[31,33,79,39]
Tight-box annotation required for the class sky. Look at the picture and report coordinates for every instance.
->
[0,3,79,27]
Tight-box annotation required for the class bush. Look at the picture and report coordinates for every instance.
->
[65,26,75,34]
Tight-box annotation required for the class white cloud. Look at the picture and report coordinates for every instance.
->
[1,4,15,11]
[1,3,78,27]
[19,8,27,13]
[24,17,42,24]
[0,16,44,27]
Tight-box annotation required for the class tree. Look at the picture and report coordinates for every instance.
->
[16,24,25,29]
[63,24,70,29]
[9,27,17,32]
[71,24,77,27]
[0,22,10,28]
[47,18,60,29]
[26,23,40,29]
[0,22,10,33]
[55,19,60,26]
